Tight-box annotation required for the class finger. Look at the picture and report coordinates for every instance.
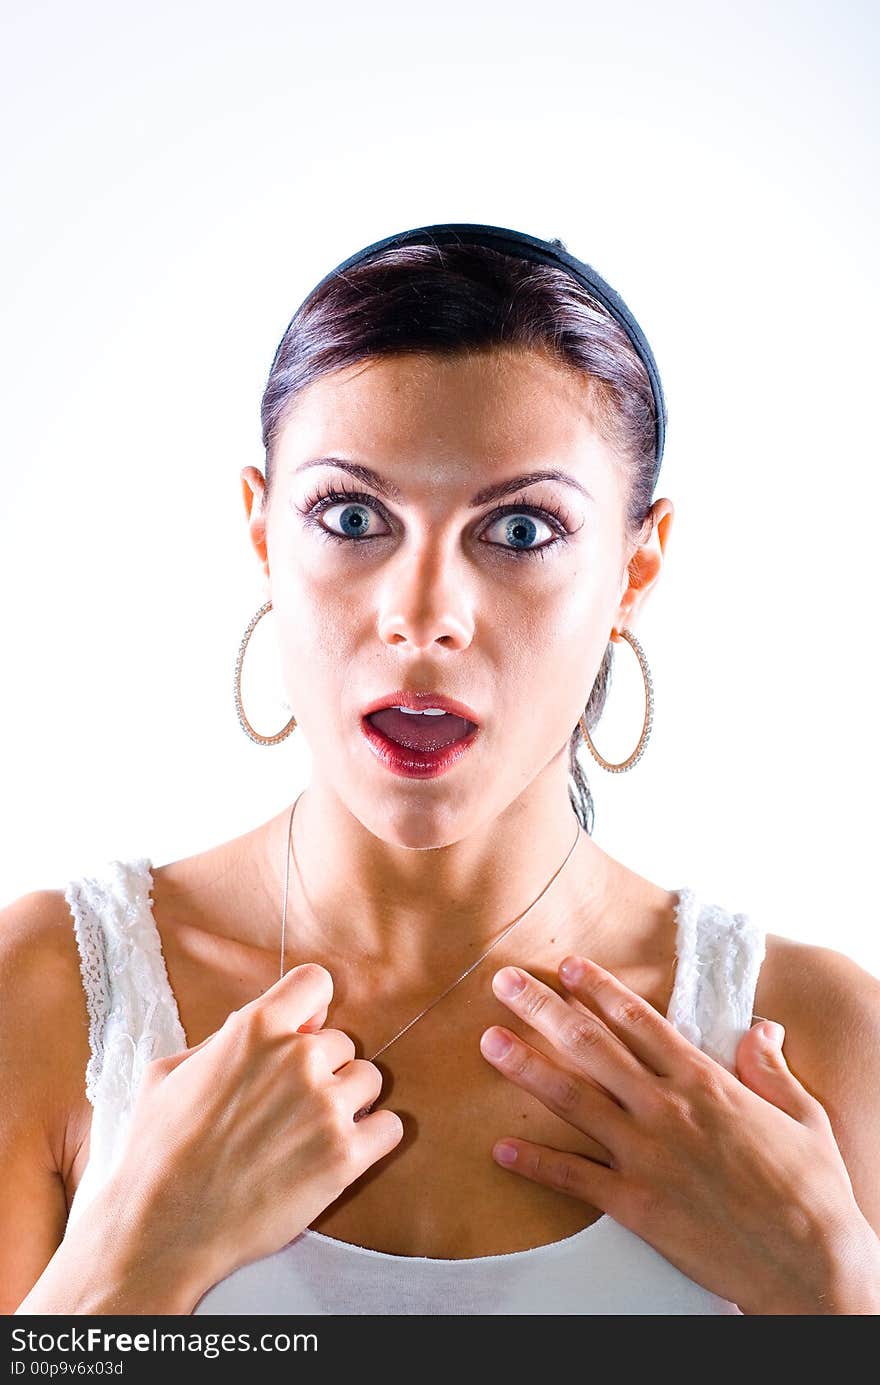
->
[736,1022,831,1129]
[248,961,335,1029]
[491,1135,621,1212]
[492,966,648,1110]
[557,955,694,1079]
[306,1026,358,1073]
[334,1056,387,1121]
[351,1105,405,1158]
[479,1025,628,1156]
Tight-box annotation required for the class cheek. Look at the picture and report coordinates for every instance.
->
[274,614,357,753]
[510,578,616,722]
[270,564,358,693]
[284,605,356,682]
[276,551,355,636]
[514,569,610,658]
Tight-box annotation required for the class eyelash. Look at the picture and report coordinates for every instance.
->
[294,482,574,561]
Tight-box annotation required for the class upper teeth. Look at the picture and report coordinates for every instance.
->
[393,706,448,716]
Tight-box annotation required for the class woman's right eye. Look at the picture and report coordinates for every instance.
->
[317,498,389,540]
[297,488,391,545]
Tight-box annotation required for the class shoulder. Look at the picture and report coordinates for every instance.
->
[754,931,880,1235]
[754,931,880,1045]
[0,888,93,1178]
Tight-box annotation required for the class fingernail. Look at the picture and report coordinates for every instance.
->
[481,1028,513,1059]
[559,956,586,985]
[494,967,526,998]
[762,1021,785,1046]
[494,1141,518,1165]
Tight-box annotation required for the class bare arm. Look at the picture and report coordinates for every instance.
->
[0,890,208,1315]
[4,888,400,1314]
[14,1175,207,1315]
[754,935,880,1311]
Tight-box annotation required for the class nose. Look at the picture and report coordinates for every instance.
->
[375,542,475,651]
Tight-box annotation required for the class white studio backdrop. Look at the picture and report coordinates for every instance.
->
[1,0,877,975]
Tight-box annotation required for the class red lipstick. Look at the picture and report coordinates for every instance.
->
[361,689,482,723]
[360,690,481,780]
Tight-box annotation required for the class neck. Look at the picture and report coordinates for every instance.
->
[265,760,614,997]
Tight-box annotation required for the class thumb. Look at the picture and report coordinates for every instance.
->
[735,1021,820,1124]
[145,1029,218,1079]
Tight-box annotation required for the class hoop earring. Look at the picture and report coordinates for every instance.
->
[578,627,654,773]
[234,600,298,745]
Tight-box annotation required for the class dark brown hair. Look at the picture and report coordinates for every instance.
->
[259,240,660,834]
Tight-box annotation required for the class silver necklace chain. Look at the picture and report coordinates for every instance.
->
[280,789,583,1063]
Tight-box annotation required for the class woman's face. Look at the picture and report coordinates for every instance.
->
[243,346,666,844]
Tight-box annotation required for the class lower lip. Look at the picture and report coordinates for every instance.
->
[360,714,481,779]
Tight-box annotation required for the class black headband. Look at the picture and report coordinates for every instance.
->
[298,221,667,484]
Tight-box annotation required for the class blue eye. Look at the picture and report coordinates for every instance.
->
[480,510,558,555]
[296,484,573,561]
[321,499,383,540]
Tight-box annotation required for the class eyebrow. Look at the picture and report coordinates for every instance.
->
[291,457,594,507]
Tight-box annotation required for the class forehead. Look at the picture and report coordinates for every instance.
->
[275,347,616,492]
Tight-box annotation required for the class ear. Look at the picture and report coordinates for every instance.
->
[614,497,675,634]
[241,466,270,582]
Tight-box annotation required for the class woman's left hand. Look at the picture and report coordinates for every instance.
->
[479,955,879,1315]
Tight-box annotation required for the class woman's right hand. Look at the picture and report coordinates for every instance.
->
[106,963,403,1296]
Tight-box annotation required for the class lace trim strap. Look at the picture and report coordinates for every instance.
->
[64,859,188,1107]
[65,877,113,1105]
[668,886,767,1072]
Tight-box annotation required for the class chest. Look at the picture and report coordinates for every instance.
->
[64,943,675,1259]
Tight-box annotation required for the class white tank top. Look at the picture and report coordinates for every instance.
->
[61,858,766,1315]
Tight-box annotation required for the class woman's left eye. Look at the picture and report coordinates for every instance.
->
[480,509,560,556]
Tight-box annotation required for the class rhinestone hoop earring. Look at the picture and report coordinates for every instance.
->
[578,627,654,773]
[234,600,298,746]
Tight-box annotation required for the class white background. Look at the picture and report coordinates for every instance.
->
[1,0,877,974]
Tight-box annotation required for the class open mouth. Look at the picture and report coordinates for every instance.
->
[360,706,481,779]
[364,706,477,752]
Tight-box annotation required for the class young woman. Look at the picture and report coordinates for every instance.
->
[6,225,880,1315]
